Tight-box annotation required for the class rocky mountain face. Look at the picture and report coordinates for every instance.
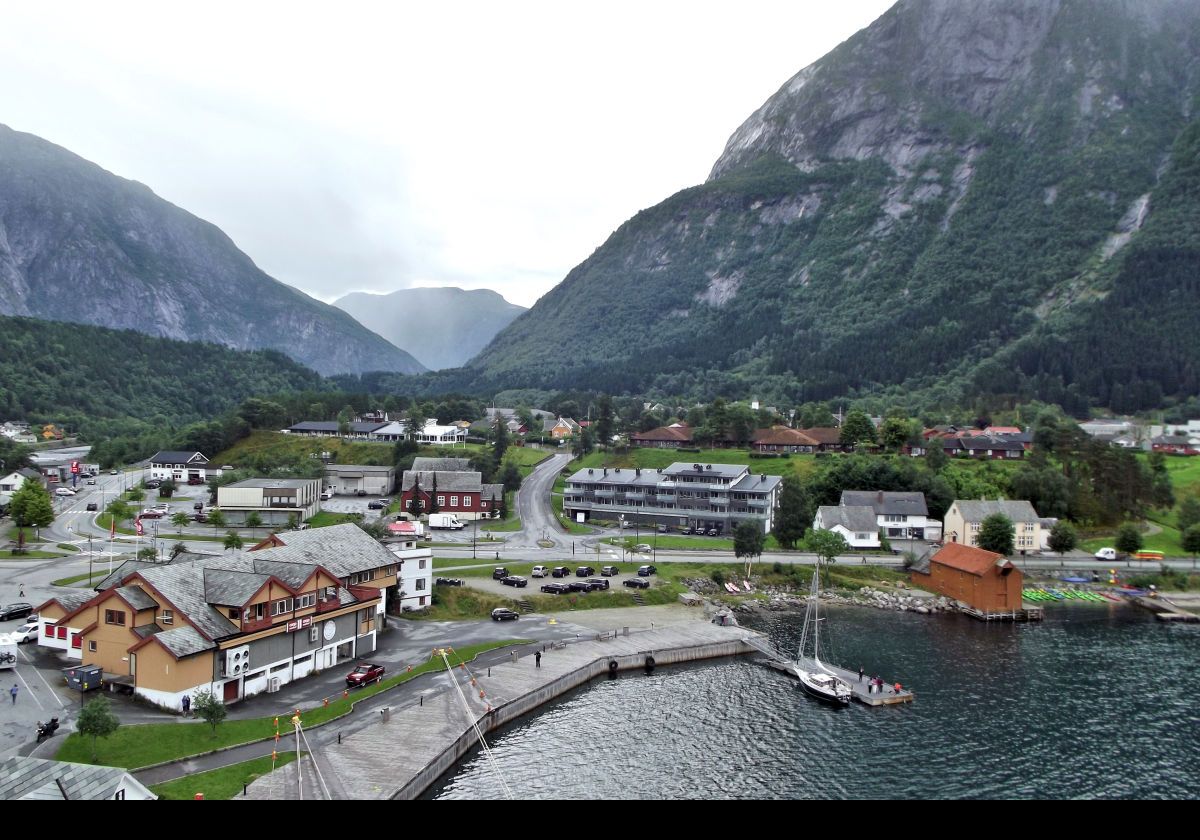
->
[0,125,426,377]
[334,287,525,370]
[467,0,1200,413]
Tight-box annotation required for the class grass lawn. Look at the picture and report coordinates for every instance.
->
[151,752,300,800]
[307,511,363,528]
[55,640,524,769]
[56,542,80,552]
[52,570,112,586]
[0,549,63,559]
[552,494,591,535]
[214,430,395,467]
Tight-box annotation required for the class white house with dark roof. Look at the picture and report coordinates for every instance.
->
[839,490,942,541]
[813,505,881,549]
[147,450,210,484]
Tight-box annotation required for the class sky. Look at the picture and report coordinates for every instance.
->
[0,1,894,309]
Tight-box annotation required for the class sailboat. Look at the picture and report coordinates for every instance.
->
[794,568,852,706]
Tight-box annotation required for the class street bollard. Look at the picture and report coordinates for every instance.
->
[381,707,390,722]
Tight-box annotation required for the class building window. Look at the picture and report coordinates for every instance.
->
[228,608,240,620]
[450,495,458,507]
[161,609,173,625]
[272,598,293,616]
[416,579,426,591]
[252,603,266,621]
[419,558,427,569]
[129,652,136,676]
[296,593,316,609]
[71,634,81,649]
[88,641,97,652]
[104,609,126,626]
[406,499,414,509]
[57,626,67,640]
[437,495,445,506]
[419,596,427,606]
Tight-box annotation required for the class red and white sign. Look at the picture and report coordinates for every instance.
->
[134,518,144,536]
[70,460,80,474]
[286,616,313,633]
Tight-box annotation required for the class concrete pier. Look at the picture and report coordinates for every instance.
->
[761,657,914,706]
[1131,595,1200,623]
[243,622,760,800]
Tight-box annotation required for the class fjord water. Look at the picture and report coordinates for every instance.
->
[428,604,1199,799]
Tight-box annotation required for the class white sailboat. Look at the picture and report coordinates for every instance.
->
[794,568,851,706]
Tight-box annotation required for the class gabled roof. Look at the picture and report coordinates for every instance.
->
[411,457,471,473]
[817,505,878,533]
[148,451,207,465]
[114,585,157,612]
[797,427,842,445]
[0,755,154,800]
[249,523,402,579]
[944,435,1025,451]
[146,626,217,659]
[324,463,395,474]
[841,491,929,517]
[482,483,505,501]
[34,589,96,615]
[631,425,693,443]
[751,426,820,446]
[930,543,1013,576]
[401,470,484,492]
[203,567,272,607]
[288,421,389,434]
[951,499,1040,523]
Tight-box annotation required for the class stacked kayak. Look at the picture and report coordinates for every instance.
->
[1023,588,1110,603]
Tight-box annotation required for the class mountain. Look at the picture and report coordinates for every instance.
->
[0,125,426,377]
[333,287,525,370]
[464,0,1200,414]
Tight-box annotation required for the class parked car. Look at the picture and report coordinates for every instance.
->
[619,520,634,529]
[551,566,571,578]
[345,663,385,687]
[150,503,170,512]
[575,566,596,577]
[435,577,464,586]
[585,578,610,591]
[1094,547,1119,561]
[0,603,34,621]
[491,608,520,621]
[145,480,162,489]
[657,524,668,533]
[623,578,650,590]
[634,544,652,553]
[531,565,549,578]
[192,513,208,523]
[110,469,119,475]
[320,490,332,501]
[13,620,38,644]
[706,529,720,537]
[492,567,510,580]
[566,580,592,592]
[638,565,657,577]
[194,502,206,511]
[85,502,98,512]
[600,565,619,577]
[54,487,75,497]
[367,501,385,510]
[138,509,165,519]
[187,477,205,486]
[540,583,570,594]
[85,479,96,485]
[501,575,528,588]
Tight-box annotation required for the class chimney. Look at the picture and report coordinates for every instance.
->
[877,491,884,503]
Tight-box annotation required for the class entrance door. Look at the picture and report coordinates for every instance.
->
[223,679,240,702]
[321,646,336,670]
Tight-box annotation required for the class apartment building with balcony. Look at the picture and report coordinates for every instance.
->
[564,462,781,534]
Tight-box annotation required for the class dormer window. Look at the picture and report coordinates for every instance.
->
[228,608,240,620]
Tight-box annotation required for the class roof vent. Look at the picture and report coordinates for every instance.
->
[635,468,641,476]
[693,464,701,471]
[603,468,607,476]
[705,464,712,471]
[615,468,620,473]
[657,468,662,473]
[588,469,593,475]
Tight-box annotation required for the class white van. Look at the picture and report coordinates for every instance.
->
[1094,547,1118,561]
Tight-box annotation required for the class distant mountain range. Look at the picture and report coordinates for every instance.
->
[458,0,1200,414]
[334,287,525,370]
[0,124,425,377]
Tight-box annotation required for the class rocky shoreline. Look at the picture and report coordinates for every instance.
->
[681,578,962,617]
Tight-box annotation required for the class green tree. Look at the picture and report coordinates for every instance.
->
[839,410,876,448]
[286,513,299,531]
[106,499,132,525]
[1182,524,1200,557]
[137,547,157,560]
[76,695,120,760]
[244,511,263,529]
[1114,523,1143,555]
[1177,496,1200,533]
[595,394,614,448]
[9,480,54,546]
[207,508,226,531]
[158,478,176,499]
[879,413,916,451]
[925,438,948,473]
[572,426,595,457]
[977,513,1015,556]
[805,527,849,587]
[1046,521,1078,555]
[191,688,227,738]
[171,511,190,533]
[170,541,188,559]
[427,474,440,514]
[772,476,810,550]
[733,520,765,574]
[223,530,244,551]
[493,416,510,464]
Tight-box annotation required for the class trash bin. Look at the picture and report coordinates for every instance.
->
[380,706,390,722]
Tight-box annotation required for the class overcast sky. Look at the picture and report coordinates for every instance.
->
[0,1,893,308]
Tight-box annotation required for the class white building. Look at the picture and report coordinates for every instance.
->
[384,534,434,612]
[414,418,468,446]
[839,491,942,541]
[217,478,321,525]
[147,450,211,484]
[813,505,880,549]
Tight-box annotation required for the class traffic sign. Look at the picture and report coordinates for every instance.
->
[70,460,80,474]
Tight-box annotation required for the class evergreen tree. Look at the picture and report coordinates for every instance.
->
[772,475,809,550]
[977,514,1015,555]
[428,474,440,514]
[158,478,176,499]
[925,438,948,473]
[493,415,509,463]
[572,426,595,457]
[595,394,614,447]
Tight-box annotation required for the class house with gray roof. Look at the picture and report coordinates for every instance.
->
[813,505,881,549]
[564,462,781,534]
[40,524,386,709]
[147,450,211,484]
[217,477,321,525]
[0,755,156,800]
[323,463,396,496]
[944,499,1044,554]
[400,469,501,521]
[839,490,942,541]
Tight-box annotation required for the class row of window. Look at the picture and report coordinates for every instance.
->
[405,496,488,509]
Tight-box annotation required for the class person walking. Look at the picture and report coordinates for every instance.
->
[18,585,25,598]
[9,684,17,705]
[535,651,542,668]
[181,694,191,717]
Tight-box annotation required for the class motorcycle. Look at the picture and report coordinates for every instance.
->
[35,717,59,743]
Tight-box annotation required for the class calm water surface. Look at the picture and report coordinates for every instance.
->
[427,604,1200,799]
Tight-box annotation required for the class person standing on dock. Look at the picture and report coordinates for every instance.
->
[858,666,864,682]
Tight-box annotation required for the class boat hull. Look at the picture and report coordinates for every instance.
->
[797,670,850,706]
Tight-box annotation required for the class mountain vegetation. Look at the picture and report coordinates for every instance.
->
[0,124,425,376]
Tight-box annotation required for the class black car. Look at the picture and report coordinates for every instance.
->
[540,583,570,594]
[585,578,610,591]
[491,608,519,621]
[436,577,464,586]
[680,527,693,535]
[85,502,98,512]
[600,565,619,577]
[0,603,33,621]
[145,479,162,489]
[623,578,650,590]
[638,565,657,577]
[566,580,592,592]
[575,566,595,577]
[367,501,385,510]
[492,567,510,580]
[501,575,528,588]
[707,529,720,537]
[551,566,571,578]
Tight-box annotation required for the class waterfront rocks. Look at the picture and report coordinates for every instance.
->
[707,581,960,617]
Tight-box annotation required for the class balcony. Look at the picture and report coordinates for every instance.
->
[594,490,615,499]
[655,494,676,503]
[625,492,645,501]
[747,498,768,508]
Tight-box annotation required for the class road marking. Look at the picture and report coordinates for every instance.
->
[17,650,69,709]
